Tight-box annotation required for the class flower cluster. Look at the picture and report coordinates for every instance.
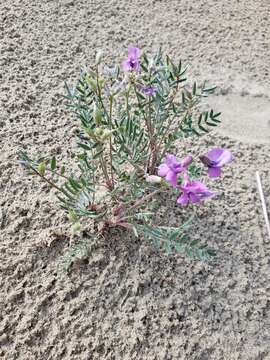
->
[158,148,233,205]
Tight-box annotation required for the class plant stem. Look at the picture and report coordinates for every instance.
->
[134,85,152,142]
[133,84,156,173]
[147,97,157,174]
[45,167,70,180]
[125,90,130,122]
[91,149,96,204]
[99,152,110,185]
[156,114,177,161]
[126,188,162,213]
[155,80,181,163]
[95,65,114,191]
[30,166,64,193]
[158,110,188,162]
[96,66,109,120]
[115,188,163,224]
[133,85,147,124]
[109,96,114,188]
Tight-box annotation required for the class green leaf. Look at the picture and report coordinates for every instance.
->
[69,177,82,191]
[93,148,104,159]
[64,81,73,98]
[78,142,92,151]
[192,82,197,96]
[51,156,56,171]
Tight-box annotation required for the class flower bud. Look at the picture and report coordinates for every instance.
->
[72,222,81,233]
[86,75,97,92]
[68,209,78,223]
[101,129,112,141]
[148,58,155,71]
[181,155,193,168]
[98,78,105,89]
[145,174,162,184]
[95,50,103,65]
[93,108,103,125]
[38,162,46,176]
[94,127,104,137]
[86,128,95,138]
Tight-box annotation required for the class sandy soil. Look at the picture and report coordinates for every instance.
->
[1,1,270,359]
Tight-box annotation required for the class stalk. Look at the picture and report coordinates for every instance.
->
[147,97,157,174]
[133,84,157,173]
[29,166,64,193]
[125,188,162,214]
[96,65,109,120]
[109,96,114,188]
[45,167,70,180]
[155,80,180,161]
[99,153,111,186]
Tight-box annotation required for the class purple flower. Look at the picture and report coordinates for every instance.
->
[158,154,193,187]
[122,46,140,72]
[177,180,216,206]
[141,86,157,96]
[200,148,233,178]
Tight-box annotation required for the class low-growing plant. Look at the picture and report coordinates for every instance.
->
[19,46,233,269]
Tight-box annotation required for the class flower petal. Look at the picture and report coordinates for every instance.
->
[128,46,140,58]
[165,154,177,166]
[207,148,224,161]
[186,180,208,192]
[203,190,216,199]
[216,149,233,167]
[208,166,221,178]
[177,193,189,205]
[122,59,131,71]
[207,148,233,167]
[181,155,193,168]
[166,171,178,187]
[190,193,200,203]
[158,164,169,177]
[165,154,182,173]
[181,180,216,203]
[132,61,140,72]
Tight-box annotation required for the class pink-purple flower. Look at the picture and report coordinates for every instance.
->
[177,180,216,205]
[200,148,233,178]
[141,85,157,96]
[122,46,140,72]
[158,154,192,187]
[158,152,218,206]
